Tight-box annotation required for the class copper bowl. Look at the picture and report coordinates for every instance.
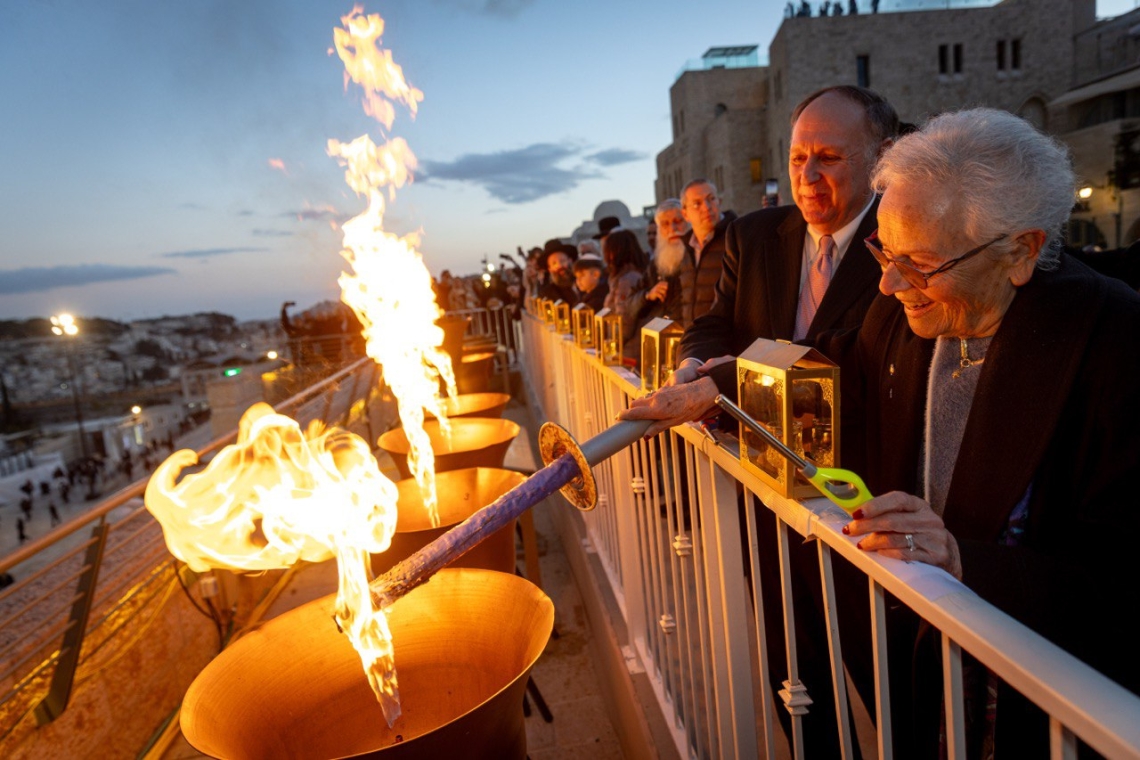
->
[376,418,519,480]
[429,392,510,420]
[181,568,553,759]
[371,467,526,577]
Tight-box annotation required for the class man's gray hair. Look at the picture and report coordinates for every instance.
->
[681,178,717,197]
[577,239,601,257]
[871,108,1074,270]
[655,198,683,217]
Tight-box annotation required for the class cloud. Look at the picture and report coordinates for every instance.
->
[0,264,176,295]
[158,246,268,259]
[588,148,647,167]
[431,0,534,17]
[180,202,206,210]
[252,229,294,237]
[420,141,645,204]
[283,205,348,223]
[421,142,605,204]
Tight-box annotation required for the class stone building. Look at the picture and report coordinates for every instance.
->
[1051,6,1140,248]
[657,0,1110,224]
[654,46,769,215]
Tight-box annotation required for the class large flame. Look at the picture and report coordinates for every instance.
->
[146,6,453,728]
[330,6,456,528]
[145,403,403,722]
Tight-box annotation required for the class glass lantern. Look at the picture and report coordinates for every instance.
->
[593,308,623,366]
[640,317,684,392]
[541,298,556,325]
[735,338,840,500]
[554,300,572,334]
[572,303,595,349]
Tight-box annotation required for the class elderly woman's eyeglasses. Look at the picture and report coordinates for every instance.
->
[864,231,1008,289]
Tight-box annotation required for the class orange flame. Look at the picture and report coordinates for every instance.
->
[145,403,403,722]
[330,7,455,528]
[332,6,423,131]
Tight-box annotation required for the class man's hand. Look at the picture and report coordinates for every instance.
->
[617,376,719,438]
[666,355,735,388]
[645,281,669,302]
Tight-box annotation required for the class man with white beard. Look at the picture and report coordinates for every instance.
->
[629,199,689,327]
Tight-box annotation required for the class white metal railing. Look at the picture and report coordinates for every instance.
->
[521,312,1140,760]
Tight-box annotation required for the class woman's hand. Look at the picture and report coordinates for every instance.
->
[842,491,963,579]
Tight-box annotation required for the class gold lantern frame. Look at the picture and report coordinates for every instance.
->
[640,317,684,393]
[593,308,623,366]
[572,303,595,349]
[553,300,572,334]
[540,298,556,325]
[735,338,840,500]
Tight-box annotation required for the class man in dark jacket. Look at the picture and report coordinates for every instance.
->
[621,85,899,432]
[678,179,737,327]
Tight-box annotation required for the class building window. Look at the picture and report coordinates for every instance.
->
[775,69,783,102]
[714,165,725,191]
[856,54,870,87]
[672,114,679,138]
[750,158,763,184]
[680,109,686,134]
[996,39,1006,70]
[1011,38,1021,70]
[939,44,948,74]
[953,43,963,74]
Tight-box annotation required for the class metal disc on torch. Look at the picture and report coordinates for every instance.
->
[538,422,596,511]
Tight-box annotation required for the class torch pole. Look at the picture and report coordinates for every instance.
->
[370,419,650,607]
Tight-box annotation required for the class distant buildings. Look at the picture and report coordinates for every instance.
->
[657,0,1140,249]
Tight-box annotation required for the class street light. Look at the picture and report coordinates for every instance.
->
[51,313,89,460]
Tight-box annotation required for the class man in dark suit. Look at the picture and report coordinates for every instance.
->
[619,85,900,758]
[621,85,898,434]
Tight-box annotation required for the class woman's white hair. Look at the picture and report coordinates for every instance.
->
[871,108,1074,270]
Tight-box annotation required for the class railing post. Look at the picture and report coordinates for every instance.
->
[695,452,759,758]
[33,522,110,725]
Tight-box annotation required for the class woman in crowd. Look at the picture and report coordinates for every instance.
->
[601,228,648,350]
[828,108,1140,755]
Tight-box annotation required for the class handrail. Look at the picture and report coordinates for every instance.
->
[521,312,1140,758]
[0,357,374,575]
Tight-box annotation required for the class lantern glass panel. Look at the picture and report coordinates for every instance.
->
[740,368,785,481]
[601,316,623,365]
[642,333,658,391]
[792,377,835,466]
[555,301,572,334]
[573,305,595,348]
[661,333,683,388]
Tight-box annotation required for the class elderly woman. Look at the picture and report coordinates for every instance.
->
[820,109,1140,755]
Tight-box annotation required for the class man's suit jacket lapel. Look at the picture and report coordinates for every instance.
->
[768,210,808,340]
[810,200,881,338]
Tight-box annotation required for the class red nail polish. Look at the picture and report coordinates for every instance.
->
[852,509,864,520]
[856,540,864,550]
[841,525,850,535]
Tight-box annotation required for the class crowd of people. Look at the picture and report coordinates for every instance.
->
[515,83,1138,755]
[518,179,743,367]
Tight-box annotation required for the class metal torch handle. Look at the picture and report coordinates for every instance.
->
[713,395,816,476]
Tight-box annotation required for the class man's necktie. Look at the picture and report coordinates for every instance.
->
[793,235,835,341]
